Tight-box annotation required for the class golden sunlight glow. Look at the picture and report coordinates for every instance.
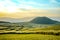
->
[0,9,60,18]
[0,8,17,13]
[0,7,25,13]
[5,7,20,13]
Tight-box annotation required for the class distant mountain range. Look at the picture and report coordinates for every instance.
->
[0,17,34,23]
[30,17,60,24]
[0,17,60,24]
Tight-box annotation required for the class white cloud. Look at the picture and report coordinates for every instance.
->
[0,0,20,13]
[0,0,60,13]
[0,0,35,12]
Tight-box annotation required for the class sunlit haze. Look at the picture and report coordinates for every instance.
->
[0,0,60,21]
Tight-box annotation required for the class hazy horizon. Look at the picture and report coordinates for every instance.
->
[0,0,60,22]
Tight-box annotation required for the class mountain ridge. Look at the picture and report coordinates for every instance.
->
[30,17,60,24]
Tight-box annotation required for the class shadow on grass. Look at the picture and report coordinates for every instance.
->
[0,32,60,36]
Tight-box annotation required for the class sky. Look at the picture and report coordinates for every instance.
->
[0,0,60,21]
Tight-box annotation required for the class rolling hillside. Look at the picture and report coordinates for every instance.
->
[41,24,60,30]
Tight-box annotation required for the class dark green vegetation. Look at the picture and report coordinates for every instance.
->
[30,17,59,24]
[0,21,10,23]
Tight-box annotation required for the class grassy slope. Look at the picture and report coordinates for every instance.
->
[41,24,60,30]
[0,34,60,40]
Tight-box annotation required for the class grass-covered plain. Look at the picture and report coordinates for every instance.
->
[0,34,60,40]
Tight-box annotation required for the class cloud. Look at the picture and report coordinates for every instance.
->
[50,0,60,4]
[0,0,60,13]
[0,0,20,12]
[11,0,49,9]
[0,0,48,12]
[0,0,60,12]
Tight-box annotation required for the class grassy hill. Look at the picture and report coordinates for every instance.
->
[30,17,59,24]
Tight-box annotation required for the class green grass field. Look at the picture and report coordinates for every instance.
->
[0,34,60,40]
